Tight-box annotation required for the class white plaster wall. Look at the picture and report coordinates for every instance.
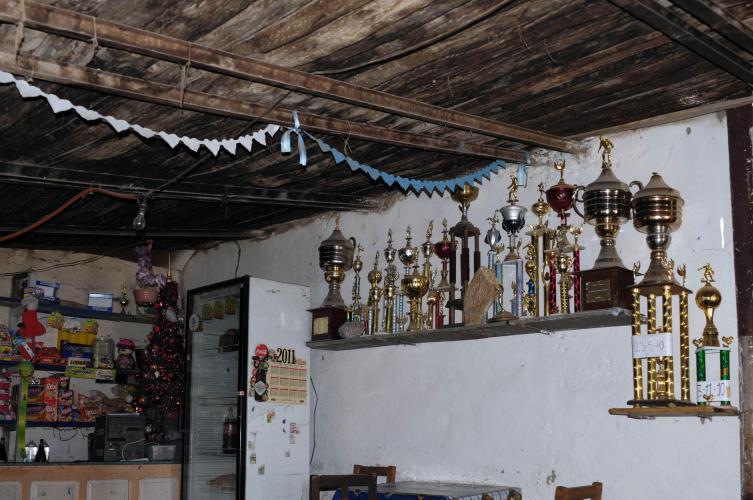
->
[182,113,740,499]
[0,249,171,461]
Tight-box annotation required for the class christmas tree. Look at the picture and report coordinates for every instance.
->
[137,279,185,442]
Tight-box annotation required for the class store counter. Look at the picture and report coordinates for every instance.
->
[0,461,181,500]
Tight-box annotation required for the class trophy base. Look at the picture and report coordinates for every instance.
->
[488,311,518,323]
[627,398,696,408]
[308,306,348,342]
[580,266,634,311]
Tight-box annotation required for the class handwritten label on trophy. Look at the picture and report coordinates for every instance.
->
[696,380,731,403]
[631,332,673,359]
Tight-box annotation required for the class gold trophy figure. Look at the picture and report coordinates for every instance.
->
[449,185,482,322]
[526,183,553,316]
[348,244,365,322]
[425,270,437,330]
[433,219,453,329]
[401,263,430,332]
[397,227,419,331]
[366,252,383,335]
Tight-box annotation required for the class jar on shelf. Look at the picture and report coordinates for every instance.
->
[94,335,115,369]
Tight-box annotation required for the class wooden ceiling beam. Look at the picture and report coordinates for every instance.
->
[671,0,753,55]
[0,52,526,163]
[0,0,576,152]
[0,224,254,239]
[608,0,753,84]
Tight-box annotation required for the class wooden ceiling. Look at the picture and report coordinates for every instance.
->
[0,0,750,252]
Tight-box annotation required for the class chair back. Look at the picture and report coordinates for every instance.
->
[353,464,397,483]
[554,482,603,500]
[309,474,377,500]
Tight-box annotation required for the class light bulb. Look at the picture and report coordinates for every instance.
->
[132,201,147,230]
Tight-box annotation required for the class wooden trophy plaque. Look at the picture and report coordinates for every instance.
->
[309,306,347,341]
[579,267,634,311]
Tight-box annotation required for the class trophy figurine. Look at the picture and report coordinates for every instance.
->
[498,174,527,318]
[523,243,537,316]
[574,136,635,311]
[546,160,579,315]
[625,172,691,408]
[310,215,356,341]
[449,185,482,323]
[693,263,734,407]
[401,262,430,332]
[366,253,383,336]
[383,229,400,334]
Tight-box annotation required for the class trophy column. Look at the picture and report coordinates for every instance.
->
[449,185,481,325]
[545,160,576,315]
[525,183,551,317]
[499,174,527,318]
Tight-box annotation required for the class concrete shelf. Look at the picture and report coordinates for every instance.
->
[609,406,739,418]
[0,296,153,325]
[307,308,634,351]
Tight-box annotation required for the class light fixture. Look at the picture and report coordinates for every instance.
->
[132,198,147,230]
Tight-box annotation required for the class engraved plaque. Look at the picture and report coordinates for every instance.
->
[313,317,329,335]
[585,279,611,303]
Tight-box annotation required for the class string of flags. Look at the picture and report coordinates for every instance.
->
[0,70,528,195]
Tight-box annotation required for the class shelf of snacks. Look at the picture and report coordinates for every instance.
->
[0,420,95,428]
[0,296,153,325]
[307,308,635,351]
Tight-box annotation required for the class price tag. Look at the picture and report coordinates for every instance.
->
[631,333,673,359]
[696,380,731,403]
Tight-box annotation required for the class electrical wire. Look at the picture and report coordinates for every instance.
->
[233,240,241,278]
[313,0,518,76]
[0,187,136,243]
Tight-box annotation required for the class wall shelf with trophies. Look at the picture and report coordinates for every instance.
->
[306,308,634,351]
[609,405,739,418]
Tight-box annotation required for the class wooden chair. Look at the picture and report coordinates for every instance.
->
[353,464,397,483]
[309,474,377,500]
[554,482,603,500]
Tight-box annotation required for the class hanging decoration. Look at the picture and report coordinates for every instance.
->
[0,70,529,195]
[0,70,279,157]
[281,111,529,195]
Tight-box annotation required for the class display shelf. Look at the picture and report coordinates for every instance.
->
[307,308,634,351]
[0,296,153,325]
[0,420,95,428]
[609,405,740,418]
[0,359,66,372]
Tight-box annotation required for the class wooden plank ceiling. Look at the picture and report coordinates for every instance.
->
[0,0,750,252]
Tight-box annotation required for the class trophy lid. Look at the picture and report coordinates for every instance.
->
[318,215,355,270]
[632,172,682,201]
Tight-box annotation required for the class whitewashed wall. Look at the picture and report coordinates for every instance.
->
[182,113,740,499]
[0,249,170,461]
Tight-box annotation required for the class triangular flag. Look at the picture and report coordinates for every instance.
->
[238,135,253,152]
[396,177,410,190]
[159,131,181,149]
[103,115,129,133]
[181,136,201,152]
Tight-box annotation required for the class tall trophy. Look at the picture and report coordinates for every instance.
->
[434,219,454,329]
[310,215,356,341]
[397,227,419,331]
[545,160,578,314]
[401,253,430,332]
[366,253,382,336]
[626,172,691,407]
[347,244,365,322]
[499,174,526,318]
[383,230,400,334]
[448,185,481,324]
[693,263,734,407]
[574,136,635,311]
[525,183,553,316]
[484,212,504,317]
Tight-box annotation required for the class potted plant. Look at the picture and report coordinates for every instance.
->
[134,241,164,306]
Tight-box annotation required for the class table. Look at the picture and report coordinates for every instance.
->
[332,481,522,500]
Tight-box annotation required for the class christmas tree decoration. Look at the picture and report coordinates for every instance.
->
[138,279,185,441]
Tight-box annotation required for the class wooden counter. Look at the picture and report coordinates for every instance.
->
[0,462,181,500]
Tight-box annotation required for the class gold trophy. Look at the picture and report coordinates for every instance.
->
[498,175,526,317]
[310,215,355,341]
[347,244,365,322]
[397,227,419,331]
[366,253,383,336]
[401,263,430,332]
[693,263,734,408]
[525,183,553,316]
[574,136,635,311]
[625,172,690,408]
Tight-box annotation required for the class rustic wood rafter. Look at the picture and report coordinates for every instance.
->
[0,0,577,153]
[608,0,753,84]
[0,52,527,163]
[671,0,753,55]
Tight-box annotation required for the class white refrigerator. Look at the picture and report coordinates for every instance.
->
[183,277,311,500]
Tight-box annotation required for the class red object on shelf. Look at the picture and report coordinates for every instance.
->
[133,287,159,306]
